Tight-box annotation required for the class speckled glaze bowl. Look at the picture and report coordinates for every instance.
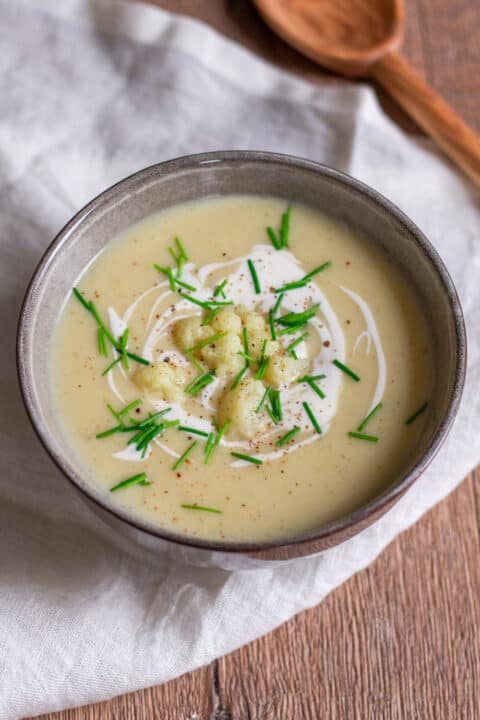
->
[17,151,466,568]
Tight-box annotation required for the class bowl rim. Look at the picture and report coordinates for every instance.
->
[17,150,467,554]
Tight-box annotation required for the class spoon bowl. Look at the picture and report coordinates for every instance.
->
[253,0,480,186]
[255,0,405,77]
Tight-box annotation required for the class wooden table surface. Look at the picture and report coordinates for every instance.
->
[32,1,479,718]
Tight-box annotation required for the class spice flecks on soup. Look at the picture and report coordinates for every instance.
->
[52,196,434,542]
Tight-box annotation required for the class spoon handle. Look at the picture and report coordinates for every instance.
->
[372,51,480,188]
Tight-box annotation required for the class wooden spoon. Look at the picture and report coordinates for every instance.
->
[252,0,480,187]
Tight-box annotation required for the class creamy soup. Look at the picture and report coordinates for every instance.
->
[52,196,434,543]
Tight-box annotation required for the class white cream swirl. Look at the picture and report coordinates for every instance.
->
[106,245,386,465]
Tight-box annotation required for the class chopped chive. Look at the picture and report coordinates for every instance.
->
[256,356,269,380]
[256,339,269,379]
[183,296,233,309]
[231,452,263,465]
[96,425,122,439]
[120,328,130,370]
[305,378,326,399]
[243,326,249,368]
[237,350,256,363]
[204,432,215,457]
[260,339,267,362]
[270,389,282,422]
[106,402,125,426]
[136,420,179,451]
[286,332,309,357]
[177,255,185,278]
[88,301,117,346]
[275,263,331,293]
[274,279,307,293]
[165,266,176,292]
[72,287,91,311]
[110,473,150,493]
[243,327,249,354]
[135,420,179,451]
[153,263,167,275]
[202,307,223,325]
[302,402,322,434]
[120,327,129,347]
[178,426,209,438]
[266,405,279,425]
[357,402,383,432]
[174,237,188,261]
[173,441,198,470]
[162,419,181,429]
[273,292,285,314]
[168,246,178,266]
[333,359,360,382]
[303,261,332,280]
[247,259,261,294]
[98,327,108,357]
[277,304,319,328]
[73,290,149,366]
[269,310,277,340]
[175,278,196,292]
[135,409,171,427]
[182,295,210,309]
[298,376,326,398]
[298,374,326,383]
[231,365,248,390]
[347,432,379,442]
[136,424,165,451]
[276,326,299,336]
[153,263,175,284]
[101,356,122,376]
[266,226,281,250]
[124,350,149,366]
[119,398,142,417]
[405,401,429,425]
[127,425,153,446]
[206,419,230,464]
[181,504,222,514]
[185,371,215,396]
[186,351,204,372]
[255,385,271,413]
[280,206,291,247]
[277,425,301,446]
[213,279,228,298]
[185,331,227,354]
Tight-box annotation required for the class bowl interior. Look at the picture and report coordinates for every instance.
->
[18,153,464,551]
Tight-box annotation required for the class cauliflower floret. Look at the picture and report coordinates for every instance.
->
[172,316,208,352]
[237,307,268,333]
[201,333,243,377]
[263,355,308,387]
[217,377,266,440]
[134,362,185,402]
[247,328,280,360]
[210,308,242,335]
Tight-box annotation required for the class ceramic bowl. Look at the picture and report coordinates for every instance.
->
[17,151,466,566]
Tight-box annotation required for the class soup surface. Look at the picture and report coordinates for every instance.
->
[53,195,434,543]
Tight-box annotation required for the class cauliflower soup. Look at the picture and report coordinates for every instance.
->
[52,195,434,542]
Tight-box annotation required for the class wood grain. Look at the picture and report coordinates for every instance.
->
[373,50,480,186]
[217,471,480,719]
[30,1,479,718]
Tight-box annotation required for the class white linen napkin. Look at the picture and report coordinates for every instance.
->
[1,1,479,717]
